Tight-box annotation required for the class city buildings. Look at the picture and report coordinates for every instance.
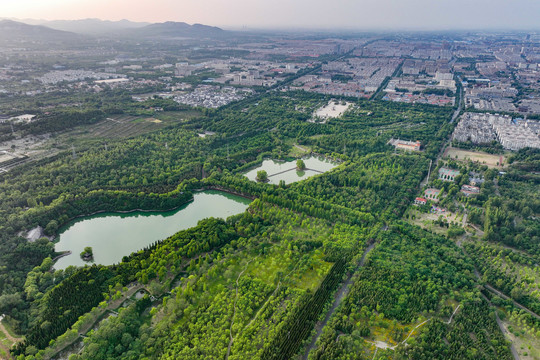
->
[453,112,540,150]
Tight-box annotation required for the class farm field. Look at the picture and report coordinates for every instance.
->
[443,147,506,168]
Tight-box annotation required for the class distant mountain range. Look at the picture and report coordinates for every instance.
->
[2,18,227,39]
[0,20,79,42]
[132,21,226,38]
[20,18,149,34]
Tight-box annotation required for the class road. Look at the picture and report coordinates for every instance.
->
[484,284,540,321]
[302,243,376,360]
[420,76,463,188]
[451,77,464,123]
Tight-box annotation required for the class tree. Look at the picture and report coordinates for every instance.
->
[296,159,306,170]
[45,220,59,236]
[256,170,268,182]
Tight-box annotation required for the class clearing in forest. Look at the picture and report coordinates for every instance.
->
[310,100,354,122]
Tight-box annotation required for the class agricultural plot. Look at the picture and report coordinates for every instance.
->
[443,147,506,168]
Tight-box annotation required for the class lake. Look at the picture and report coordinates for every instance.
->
[243,156,338,185]
[53,190,251,269]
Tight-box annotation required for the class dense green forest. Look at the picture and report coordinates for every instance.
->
[0,90,537,360]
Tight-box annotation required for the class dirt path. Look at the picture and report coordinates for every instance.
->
[241,264,298,333]
[0,317,22,360]
[446,304,461,324]
[495,310,520,360]
[480,292,520,360]
[364,319,430,351]
[0,321,21,345]
[302,243,376,360]
[0,342,12,360]
[397,319,430,348]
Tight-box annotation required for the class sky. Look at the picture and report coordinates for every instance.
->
[2,0,540,30]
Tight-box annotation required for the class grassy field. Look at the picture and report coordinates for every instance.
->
[443,147,506,168]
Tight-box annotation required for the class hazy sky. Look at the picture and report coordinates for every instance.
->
[3,0,540,30]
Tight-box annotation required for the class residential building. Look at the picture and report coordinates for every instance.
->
[438,167,460,181]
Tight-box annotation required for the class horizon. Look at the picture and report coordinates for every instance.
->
[2,0,540,31]
[3,17,540,33]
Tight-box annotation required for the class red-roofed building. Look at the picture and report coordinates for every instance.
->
[414,197,428,205]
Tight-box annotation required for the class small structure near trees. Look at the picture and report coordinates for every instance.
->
[80,246,94,262]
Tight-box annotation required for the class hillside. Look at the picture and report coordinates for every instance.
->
[0,20,79,42]
[129,21,226,38]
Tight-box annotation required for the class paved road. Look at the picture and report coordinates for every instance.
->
[451,79,464,123]
[420,77,463,188]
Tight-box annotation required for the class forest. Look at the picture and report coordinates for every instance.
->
[0,89,537,360]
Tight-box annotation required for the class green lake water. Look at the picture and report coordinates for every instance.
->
[244,156,338,184]
[53,190,251,269]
